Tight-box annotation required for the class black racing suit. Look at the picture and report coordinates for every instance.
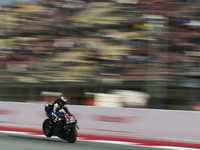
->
[48,99,73,122]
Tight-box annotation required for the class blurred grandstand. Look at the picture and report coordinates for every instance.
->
[0,0,200,110]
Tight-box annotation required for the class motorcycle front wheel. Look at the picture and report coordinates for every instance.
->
[65,127,77,143]
[43,119,53,137]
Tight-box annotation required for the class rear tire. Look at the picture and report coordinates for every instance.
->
[66,127,77,143]
[43,119,53,137]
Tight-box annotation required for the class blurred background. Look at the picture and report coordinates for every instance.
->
[0,0,200,111]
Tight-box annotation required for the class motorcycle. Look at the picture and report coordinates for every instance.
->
[43,105,79,143]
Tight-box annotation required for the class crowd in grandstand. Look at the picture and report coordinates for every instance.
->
[0,0,199,84]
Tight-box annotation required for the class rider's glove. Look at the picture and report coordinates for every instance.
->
[53,117,58,123]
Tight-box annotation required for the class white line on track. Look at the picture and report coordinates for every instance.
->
[153,146,199,150]
[0,130,199,150]
[0,131,31,135]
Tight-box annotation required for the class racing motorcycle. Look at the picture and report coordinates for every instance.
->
[43,105,79,143]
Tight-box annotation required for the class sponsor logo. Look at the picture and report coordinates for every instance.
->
[70,117,75,121]
[0,109,17,115]
[92,115,132,123]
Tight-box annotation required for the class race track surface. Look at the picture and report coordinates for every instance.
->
[0,132,190,150]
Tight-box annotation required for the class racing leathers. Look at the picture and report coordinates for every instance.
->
[48,99,72,123]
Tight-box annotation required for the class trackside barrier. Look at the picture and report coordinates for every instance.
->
[0,101,200,143]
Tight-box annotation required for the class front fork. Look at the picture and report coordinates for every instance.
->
[76,125,79,130]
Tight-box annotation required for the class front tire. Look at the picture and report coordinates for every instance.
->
[65,127,77,143]
[43,119,53,137]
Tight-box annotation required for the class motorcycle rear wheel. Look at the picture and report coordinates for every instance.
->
[43,119,53,137]
[65,127,77,143]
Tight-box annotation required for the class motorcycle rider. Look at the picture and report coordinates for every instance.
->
[47,96,73,131]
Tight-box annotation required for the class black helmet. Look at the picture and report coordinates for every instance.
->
[59,96,67,106]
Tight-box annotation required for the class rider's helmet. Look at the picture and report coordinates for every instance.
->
[59,96,67,106]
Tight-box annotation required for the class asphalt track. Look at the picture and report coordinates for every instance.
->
[0,132,184,150]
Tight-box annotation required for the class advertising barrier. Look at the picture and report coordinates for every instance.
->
[0,101,200,143]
